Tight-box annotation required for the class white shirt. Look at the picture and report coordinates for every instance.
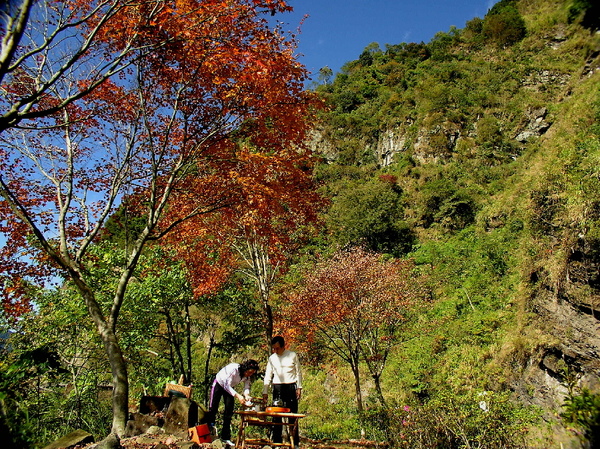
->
[262,349,302,394]
[216,363,251,397]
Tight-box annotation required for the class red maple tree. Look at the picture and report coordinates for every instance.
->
[283,247,429,411]
[164,145,326,347]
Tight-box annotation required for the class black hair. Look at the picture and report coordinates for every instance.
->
[239,359,260,377]
[271,335,285,347]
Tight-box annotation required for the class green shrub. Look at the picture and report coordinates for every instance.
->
[561,388,600,447]
[482,3,527,47]
[325,175,415,256]
[299,367,364,441]
[0,358,38,449]
[361,391,537,448]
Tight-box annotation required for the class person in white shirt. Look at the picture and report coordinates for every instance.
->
[204,359,259,446]
[262,336,302,446]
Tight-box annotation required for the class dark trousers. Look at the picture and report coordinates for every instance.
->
[202,380,235,441]
[272,383,299,446]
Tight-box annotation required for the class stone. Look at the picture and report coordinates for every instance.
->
[515,107,551,142]
[42,429,94,449]
[146,425,164,435]
[124,412,164,437]
[178,442,199,449]
[163,397,199,435]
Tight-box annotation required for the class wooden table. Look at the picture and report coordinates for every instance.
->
[235,410,306,449]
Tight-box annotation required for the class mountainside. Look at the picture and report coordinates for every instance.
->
[309,0,600,445]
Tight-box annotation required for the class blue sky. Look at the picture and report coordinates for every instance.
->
[276,0,500,80]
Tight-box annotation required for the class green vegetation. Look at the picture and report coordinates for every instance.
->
[302,0,600,446]
[0,247,264,447]
[561,389,600,447]
[362,390,537,448]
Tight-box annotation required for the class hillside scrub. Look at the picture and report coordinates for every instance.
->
[307,0,600,447]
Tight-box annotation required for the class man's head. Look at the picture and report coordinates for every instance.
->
[271,335,285,356]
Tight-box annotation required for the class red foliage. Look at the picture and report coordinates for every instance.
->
[0,0,323,315]
[281,247,428,358]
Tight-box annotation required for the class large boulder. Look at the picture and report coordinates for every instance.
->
[163,397,199,435]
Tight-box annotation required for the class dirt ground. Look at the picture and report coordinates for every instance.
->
[74,434,388,449]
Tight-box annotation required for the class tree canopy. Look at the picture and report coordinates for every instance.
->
[283,247,429,411]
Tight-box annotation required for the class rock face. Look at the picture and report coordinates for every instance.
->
[514,107,551,142]
[518,293,600,404]
[511,232,600,446]
[513,296,600,448]
[309,108,552,168]
[370,107,552,167]
[377,129,409,167]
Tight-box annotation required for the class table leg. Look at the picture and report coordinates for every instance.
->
[236,416,246,449]
[289,419,299,449]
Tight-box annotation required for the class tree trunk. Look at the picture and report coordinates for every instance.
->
[351,362,363,412]
[204,332,215,405]
[164,310,186,382]
[73,275,129,436]
[264,301,273,349]
[373,374,386,408]
[239,237,277,350]
[101,327,129,436]
[185,302,192,384]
